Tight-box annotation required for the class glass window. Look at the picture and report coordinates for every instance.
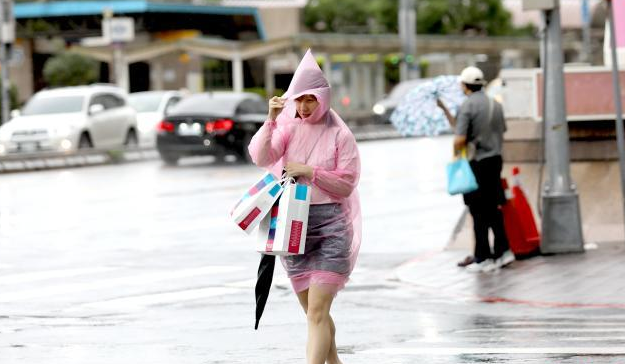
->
[109,94,126,108]
[22,95,85,115]
[253,99,268,113]
[90,94,125,110]
[169,95,239,117]
[89,95,108,108]
[164,96,181,114]
[236,99,267,114]
[236,100,255,114]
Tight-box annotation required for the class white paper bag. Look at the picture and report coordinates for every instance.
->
[231,172,283,234]
[257,181,311,255]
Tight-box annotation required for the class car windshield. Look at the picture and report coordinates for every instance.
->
[22,95,85,116]
[168,94,242,116]
[128,93,164,113]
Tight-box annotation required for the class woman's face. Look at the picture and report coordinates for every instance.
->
[295,94,319,119]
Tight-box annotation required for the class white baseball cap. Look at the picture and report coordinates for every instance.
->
[460,66,485,85]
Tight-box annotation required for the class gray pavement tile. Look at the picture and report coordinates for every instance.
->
[396,242,625,309]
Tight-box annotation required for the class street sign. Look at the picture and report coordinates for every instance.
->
[103,17,135,43]
[0,0,15,44]
[522,0,556,11]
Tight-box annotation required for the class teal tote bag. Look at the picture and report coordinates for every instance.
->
[446,151,478,195]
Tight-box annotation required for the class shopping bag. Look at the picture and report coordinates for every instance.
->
[257,180,311,255]
[231,172,284,234]
[446,153,478,195]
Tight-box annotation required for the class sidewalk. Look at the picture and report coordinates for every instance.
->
[395,160,625,309]
[395,241,625,309]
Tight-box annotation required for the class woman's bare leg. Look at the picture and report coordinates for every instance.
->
[326,315,341,364]
[296,288,341,364]
[306,285,342,364]
[296,289,309,313]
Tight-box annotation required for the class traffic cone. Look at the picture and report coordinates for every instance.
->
[500,178,526,255]
[509,167,541,256]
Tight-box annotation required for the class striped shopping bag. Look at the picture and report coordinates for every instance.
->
[231,172,284,234]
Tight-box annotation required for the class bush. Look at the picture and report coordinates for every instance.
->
[43,53,99,87]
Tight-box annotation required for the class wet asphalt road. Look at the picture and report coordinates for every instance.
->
[0,137,623,363]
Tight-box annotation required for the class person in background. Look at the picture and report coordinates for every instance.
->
[437,66,515,273]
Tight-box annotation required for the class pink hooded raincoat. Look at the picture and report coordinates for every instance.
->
[248,49,362,294]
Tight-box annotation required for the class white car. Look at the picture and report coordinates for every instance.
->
[0,85,138,155]
[128,91,183,147]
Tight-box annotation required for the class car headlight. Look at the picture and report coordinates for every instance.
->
[373,104,386,115]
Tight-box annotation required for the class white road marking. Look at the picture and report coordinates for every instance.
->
[0,265,244,302]
[560,336,625,341]
[454,328,625,333]
[362,347,625,355]
[500,321,625,327]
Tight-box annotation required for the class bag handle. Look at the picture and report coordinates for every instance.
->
[468,96,496,160]
[454,148,468,161]
[487,97,495,127]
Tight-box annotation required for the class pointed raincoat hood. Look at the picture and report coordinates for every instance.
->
[282,49,331,124]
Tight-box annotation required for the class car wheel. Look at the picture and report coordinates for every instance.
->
[160,153,179,166]
[78,133,93,149]
[237,132,254,164]
[124,129,138,148]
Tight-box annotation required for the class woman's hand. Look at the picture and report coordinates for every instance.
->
[268,96,285,121]
[284,162,313,179]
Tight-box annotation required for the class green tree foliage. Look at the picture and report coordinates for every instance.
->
[417,0,515,36]
[43,52,99,87]
[304,0,535,36]
[304,0,398,33]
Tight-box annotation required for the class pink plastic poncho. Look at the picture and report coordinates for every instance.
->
[248,49,362,294]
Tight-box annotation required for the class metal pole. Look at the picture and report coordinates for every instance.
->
[540,1,584,254]
[398,0,417,81]
[0,0,9,125]
[606,0,625,236]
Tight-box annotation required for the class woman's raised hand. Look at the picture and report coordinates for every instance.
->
[268,96,285,121]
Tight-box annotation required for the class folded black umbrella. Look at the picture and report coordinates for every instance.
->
[255,253,275,330]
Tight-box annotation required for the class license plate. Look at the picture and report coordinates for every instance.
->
[177,123,202,136]
[20,142,37,152]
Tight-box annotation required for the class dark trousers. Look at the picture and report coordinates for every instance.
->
[464,156,509,262]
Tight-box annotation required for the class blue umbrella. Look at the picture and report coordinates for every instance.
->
[390,75,466,137]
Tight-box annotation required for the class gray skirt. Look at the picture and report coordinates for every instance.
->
[282,203,352,277]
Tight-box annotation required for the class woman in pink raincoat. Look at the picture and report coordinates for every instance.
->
[248,49,362,364]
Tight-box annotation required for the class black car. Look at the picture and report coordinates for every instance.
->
[156,91,268,165]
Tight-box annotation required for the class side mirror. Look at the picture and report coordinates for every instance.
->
[9,109,19,119]
[89,104,105,115]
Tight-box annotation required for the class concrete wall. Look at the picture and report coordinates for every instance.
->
[258,8,300,40]
[9,39,34,104]
[147,52,202,92]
